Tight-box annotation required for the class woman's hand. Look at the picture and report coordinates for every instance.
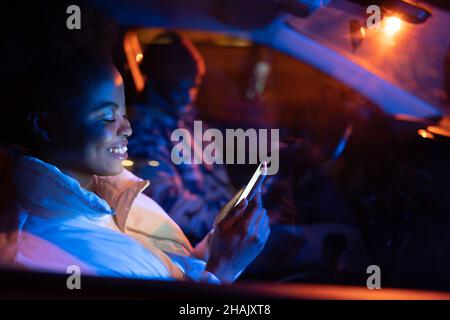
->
[205,189,270,283]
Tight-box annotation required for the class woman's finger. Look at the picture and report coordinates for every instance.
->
[257,211,269,235]
[255,215,270,251]
[242,204,266,232]
[250,188,263,210]
[214,188,245,227]
[219,198,248,231]
[263,226,271,243]
[245,207,265,233]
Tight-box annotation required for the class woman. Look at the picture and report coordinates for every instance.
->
[0,2,270,283]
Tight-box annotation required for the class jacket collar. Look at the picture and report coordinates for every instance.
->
[93,169,150,231]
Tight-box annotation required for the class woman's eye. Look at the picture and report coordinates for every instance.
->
[102,116,116,122]
[101,112,116,122]
[99,112,126,123]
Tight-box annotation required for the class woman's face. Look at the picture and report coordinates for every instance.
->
[47,66,132,177]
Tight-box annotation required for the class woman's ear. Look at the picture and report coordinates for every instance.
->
[27,111,51,143]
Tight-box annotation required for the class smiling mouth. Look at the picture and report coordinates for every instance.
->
[107,146,128,154]
[107,146,128,160]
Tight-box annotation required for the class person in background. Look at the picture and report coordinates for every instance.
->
[128,32,235,244]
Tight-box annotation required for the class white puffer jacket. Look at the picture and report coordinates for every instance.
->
[0,155,219,283]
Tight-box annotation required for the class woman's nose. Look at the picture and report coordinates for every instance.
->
[118,116,132,138]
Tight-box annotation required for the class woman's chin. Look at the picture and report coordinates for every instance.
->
[101,152,128,176]
[109,164,125,176]
[97,162,124,177]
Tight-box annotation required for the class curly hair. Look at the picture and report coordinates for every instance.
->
[140,31,205,86]
[0,1,118,148]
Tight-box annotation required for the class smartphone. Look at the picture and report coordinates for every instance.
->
[234,161,268,207]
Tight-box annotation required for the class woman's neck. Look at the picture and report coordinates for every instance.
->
[34,151,95,192]
[40,157,94,191]
[61,168,95,192]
